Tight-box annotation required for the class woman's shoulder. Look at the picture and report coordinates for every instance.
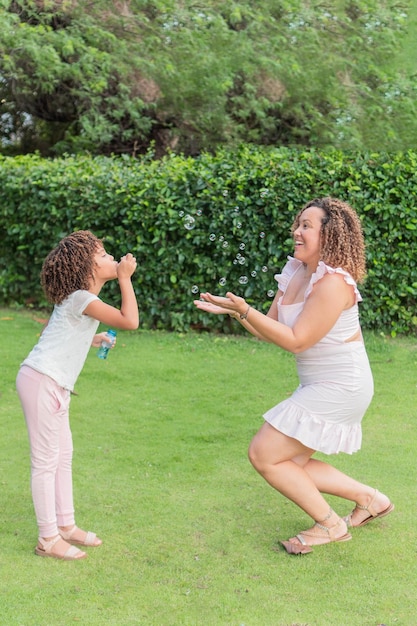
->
[307,262,362,303]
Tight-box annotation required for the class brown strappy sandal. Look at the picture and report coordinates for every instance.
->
[281,508,352,555]
[344,489,394,528]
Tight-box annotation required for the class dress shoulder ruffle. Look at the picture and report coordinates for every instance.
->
[306,261,362,303]
[274,257,302,293]
[274,257,362,304]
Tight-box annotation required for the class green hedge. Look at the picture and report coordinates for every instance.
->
[0,147,416,335]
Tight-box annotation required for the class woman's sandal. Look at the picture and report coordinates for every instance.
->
[344,489,394,528]
[35,535,87,560]
[59,525,102,547]
[281,509,352,555]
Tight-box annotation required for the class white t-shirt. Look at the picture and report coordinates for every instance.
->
[23,290,100,391]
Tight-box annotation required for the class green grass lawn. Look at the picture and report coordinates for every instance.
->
[1,309,416,626]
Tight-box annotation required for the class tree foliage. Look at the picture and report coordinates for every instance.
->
[0,0,415,157]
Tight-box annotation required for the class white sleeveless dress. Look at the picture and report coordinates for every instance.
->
[263,257,374,455]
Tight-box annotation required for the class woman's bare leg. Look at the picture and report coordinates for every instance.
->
[248,423,349,546]
[302,458,392,525]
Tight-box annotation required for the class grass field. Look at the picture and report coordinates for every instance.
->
[1,309,416,626]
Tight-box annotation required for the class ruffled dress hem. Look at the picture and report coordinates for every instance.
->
[263,398,362,455]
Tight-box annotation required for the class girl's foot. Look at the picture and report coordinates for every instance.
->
[344,489,394,528]
[281,508,352,555]
[35,535,86,560]
[59,525,102,547]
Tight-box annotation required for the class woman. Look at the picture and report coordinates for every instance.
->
[194,197,393,554]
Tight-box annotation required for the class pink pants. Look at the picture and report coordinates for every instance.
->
[16,365,75,537]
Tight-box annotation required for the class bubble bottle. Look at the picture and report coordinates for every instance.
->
[97,329,117,359]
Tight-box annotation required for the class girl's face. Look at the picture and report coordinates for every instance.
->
[93,245,118,282]
[293,206,325,268]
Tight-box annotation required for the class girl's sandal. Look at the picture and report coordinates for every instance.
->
[35,535,87,560]
[281,509,352,555]
[59,525,102,547]
[344,489,394,528]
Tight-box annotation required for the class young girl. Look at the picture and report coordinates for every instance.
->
[16,230,139,560]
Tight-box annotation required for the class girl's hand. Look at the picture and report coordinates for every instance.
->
[91,332,117,349]
[117,253,137,278]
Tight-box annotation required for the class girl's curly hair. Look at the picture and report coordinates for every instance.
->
[41,230,102,304]
[291,197,366,282]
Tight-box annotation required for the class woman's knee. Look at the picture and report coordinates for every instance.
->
[248,423,311,471]
[247,437,259,469]
[248,434,270,472]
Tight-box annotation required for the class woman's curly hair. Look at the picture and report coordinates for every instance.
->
[291,197,366,282]
[41,230,102,304]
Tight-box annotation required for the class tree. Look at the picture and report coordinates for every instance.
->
[0,0,415,157]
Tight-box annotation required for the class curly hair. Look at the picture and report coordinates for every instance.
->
[291,197,366,282]
[41,230,102,304]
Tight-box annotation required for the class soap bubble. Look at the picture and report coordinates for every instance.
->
[238,276,248,285]
[259,232,265,239]
[219,277,227,286]
[191,285,199,294]
[196,209,202,216]
[222,241,229,248]
[267,289,275,298]
[178,210,184,217]
[183,215,196,230]
[251,270,257,277]
[262,266,268,272]
[238,256,246,265]
[209,233,216,241]
[239,243,246,250]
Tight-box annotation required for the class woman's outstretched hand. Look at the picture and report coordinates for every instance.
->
[194,291,247,317]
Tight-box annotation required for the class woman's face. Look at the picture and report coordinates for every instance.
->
[293,205,326,268]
